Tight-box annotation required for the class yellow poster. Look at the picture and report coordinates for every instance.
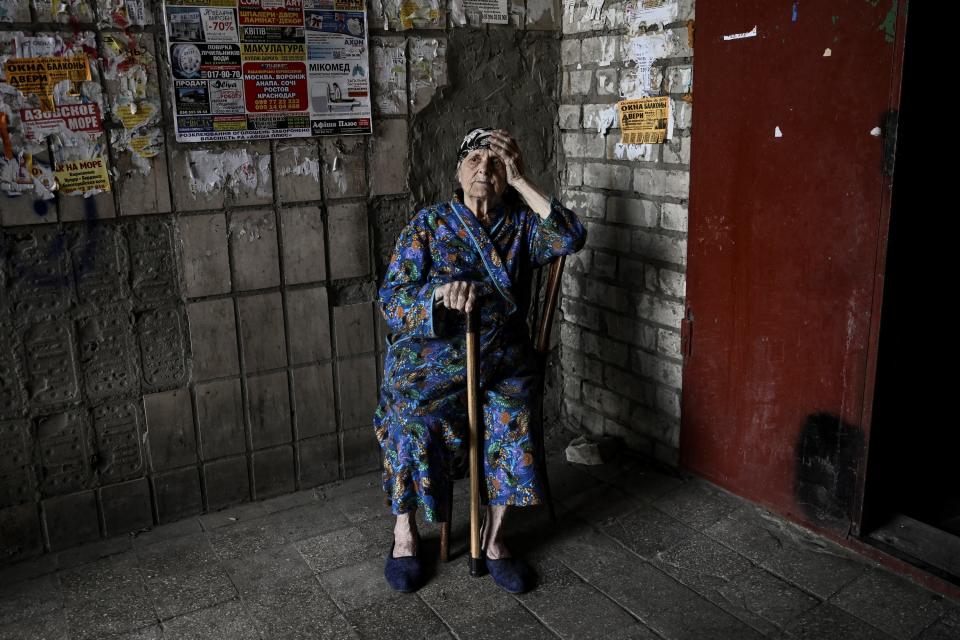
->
[616,96,670,145]
[130,135,160,158]
[399,0,439,28]
[115,102,157,130]
[55,156,111,194]
[3,55,91,110]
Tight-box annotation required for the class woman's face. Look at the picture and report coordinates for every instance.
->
[457,148,507,202]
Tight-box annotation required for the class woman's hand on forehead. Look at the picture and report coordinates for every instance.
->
[488,130,517,154]
[488,130,525,184]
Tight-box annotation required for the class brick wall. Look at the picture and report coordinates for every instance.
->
[0,0,562,562]
[557,0,694,465]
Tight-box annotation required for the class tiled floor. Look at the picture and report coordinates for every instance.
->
[1,434,958,639]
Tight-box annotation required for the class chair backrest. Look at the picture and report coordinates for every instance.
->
[529,255,567,356]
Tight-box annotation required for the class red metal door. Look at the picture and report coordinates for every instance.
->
[681,0,906,533]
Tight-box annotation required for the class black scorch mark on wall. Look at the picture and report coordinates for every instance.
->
[795,412,864,528]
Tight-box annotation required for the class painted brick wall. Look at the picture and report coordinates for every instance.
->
[557,0,694,465]
[0,0,562,563]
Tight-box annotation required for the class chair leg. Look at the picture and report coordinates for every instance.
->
[541,458,557,525]
[439,521,450,563]
[439,480,454,562]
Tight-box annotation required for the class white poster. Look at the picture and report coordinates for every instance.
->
[462,0,507,23]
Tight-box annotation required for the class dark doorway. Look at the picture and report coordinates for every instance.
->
[862,0,960,585]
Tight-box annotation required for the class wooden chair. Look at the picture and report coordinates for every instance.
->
[439,255,567,570]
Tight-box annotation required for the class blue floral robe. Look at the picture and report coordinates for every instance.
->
[374,195,586,523]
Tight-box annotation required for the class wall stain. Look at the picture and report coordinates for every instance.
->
[409,28,560,215]
[2,197,101,292]
[795,412,864,529]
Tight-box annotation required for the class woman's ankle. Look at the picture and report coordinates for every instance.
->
[393,511,419,557]
[482,505,510,559]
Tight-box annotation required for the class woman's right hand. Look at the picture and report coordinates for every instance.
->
[434,281,478,313]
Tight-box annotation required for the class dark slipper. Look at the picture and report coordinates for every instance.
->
[484,552,534,594]
[384,538,423,592]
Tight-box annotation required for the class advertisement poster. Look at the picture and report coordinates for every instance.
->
[0,32,112,199]
[4,56,91,111]
[54,156,111,194]
[20,103,103,143]
[163,0,372,141]
[616,96,669,144]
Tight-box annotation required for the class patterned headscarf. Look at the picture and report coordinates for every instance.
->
[456,127,495,171]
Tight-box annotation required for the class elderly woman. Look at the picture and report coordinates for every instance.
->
[374,128,586,593]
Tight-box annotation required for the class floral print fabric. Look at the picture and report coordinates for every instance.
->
[373,196,586,523]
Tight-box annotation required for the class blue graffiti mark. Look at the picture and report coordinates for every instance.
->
[792,2,798,22]
[33,199,49,217]
[73,197,101,279]
[879,0,897,43]
[3,197,102,291]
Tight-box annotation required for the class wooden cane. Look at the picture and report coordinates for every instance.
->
[465,305,483,577]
